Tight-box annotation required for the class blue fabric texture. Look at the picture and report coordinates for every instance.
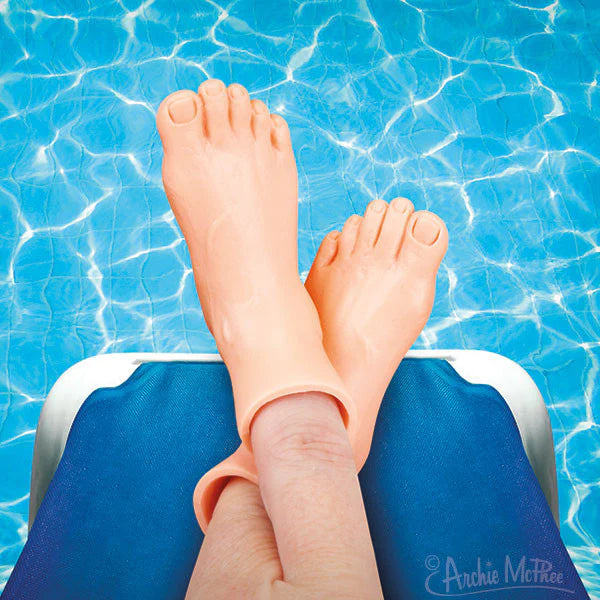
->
[3,359,588,599]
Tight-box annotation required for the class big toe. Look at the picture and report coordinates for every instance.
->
[399,211,448,272]
[156,90,203,149]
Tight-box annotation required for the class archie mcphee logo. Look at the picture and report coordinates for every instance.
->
[424,554,575,596]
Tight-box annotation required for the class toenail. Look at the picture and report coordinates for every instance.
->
[168,96,197,124]
[412,214,441,246]
[392,198,410,213]
[229,85,245,98]
[203,79,225,96]
[370,201,385,213]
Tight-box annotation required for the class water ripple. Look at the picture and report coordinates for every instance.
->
[0,0,598,593]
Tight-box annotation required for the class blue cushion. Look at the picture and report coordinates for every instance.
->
[2,359,588,599]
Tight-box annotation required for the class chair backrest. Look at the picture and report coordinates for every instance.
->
[5,356,586,599]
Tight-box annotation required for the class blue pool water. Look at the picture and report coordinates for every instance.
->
[0,0,598,594]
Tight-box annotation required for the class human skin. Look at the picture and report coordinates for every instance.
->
[156,80,447,598]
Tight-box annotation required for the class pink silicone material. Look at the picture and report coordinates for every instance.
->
[226,344,356,450]
[193,445,258,532]
[156,83,357,458]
